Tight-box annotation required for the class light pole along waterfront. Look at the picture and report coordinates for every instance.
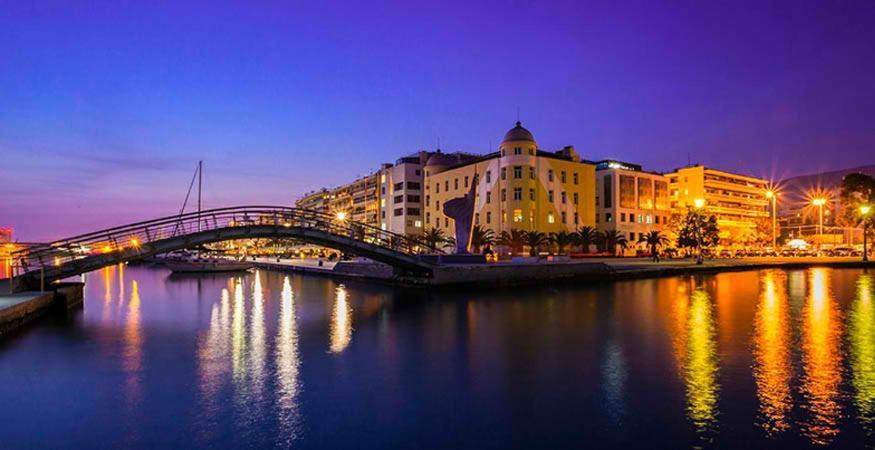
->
[862,204,871,262]
[765,189,777,249]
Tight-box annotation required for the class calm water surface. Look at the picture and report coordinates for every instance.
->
[1,266,874,449]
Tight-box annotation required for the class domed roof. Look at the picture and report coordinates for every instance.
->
[425,152,457,168]
[502,121,535,144]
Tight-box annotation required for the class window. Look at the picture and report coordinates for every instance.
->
[394,195,403,203]
[561,191,567,204]
[486,211,491,224]
[380,198,386,207]
[407,208,420,216]
[426,212,430,223]
[620,175,636,208]
[454,178,459,190]
[574,212,579,225]
[394,208,403,217]
[435,183,440,194]
[548,190,554,202]
[425,195,430,207]
[561,212,567,223]
[394,182,403,191]
[621,213,626,222]
[573,172,579,185]
[561,171,567,183]
[548,170,554,182]
[547,213,555,224]
[596,213,600,224]
[514,147,522,155]
[638,214,644,224]
[513,166,522,179]
[528,147,535,155]
[435,218,439,227]
[414,220,422,228]
[501,189,506,201]
[486,192,492,204]
[513,209,523,223]
[638,178,653,209]
[529,210,535,223]
[407,182,421,190]
[529,166,535,179]
[444,181,449,192]
[573,193,579,204]
[445,218,449,227]
[501,168,507,180]
[381,211,386,219]
[381,186,386,195]
[464,176,469,188]
[486,171,492,183]
[529,188,535,200]
[475,213,480,225]
[630,232,635,241]
[606,213,613,223]
[603,175,613,208]
[436,200,440,211]
[655,181,668,210]
[380,174,386,183]
[646,214,652,224]
[415,169,421,176]
[513,187,522,201]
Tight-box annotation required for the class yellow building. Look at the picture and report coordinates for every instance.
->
[666,165,769,246]
[425,122,596,240]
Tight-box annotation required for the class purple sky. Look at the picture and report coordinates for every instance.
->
[2,1,874,241]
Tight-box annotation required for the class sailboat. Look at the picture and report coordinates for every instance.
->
[162,161,253,274]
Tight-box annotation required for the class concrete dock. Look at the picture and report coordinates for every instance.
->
[0,280,84,338]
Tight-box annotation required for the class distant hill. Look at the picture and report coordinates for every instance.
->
[779,165,875,211]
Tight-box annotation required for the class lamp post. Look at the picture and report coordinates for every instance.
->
[812,197,826,250]
[862,205,871,262]
[766,190,777,249]
[694,198,705,265]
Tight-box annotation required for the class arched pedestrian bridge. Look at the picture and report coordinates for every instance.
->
[10,206,439,289]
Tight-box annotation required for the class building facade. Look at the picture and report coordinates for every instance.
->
[665,165,769,247]
[595,160,670,252]
[296,188,330,214]
[426,122,596,245]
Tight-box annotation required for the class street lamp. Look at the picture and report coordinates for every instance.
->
[765,190,777,250]
[862,205,871,262]
[812,197,827,249]
[693,198,705,264]
[335,211,347,222]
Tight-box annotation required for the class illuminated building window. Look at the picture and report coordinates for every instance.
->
[513,188,522,201]
[529,210,534,223]
[380,174,386,183]
[380,198,386,207]
[638,214,644,224]
[381,223,387,230]
[646,215,652,224]
[513,209,523,223]
[606,213,613,223]
[414,220,422,228]
[547,213,555,224]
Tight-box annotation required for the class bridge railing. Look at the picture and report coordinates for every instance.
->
[11,205,439,273]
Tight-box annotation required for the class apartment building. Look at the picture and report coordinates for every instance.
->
[595,160,670,252]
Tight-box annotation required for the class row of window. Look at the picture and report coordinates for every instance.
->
[596,213,669,225]
[429,210,582,228]
[431,167,581,194]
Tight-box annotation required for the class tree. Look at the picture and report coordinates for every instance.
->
[575,226,600,253]
[497,229,527,255]
[469,225,495,254]
[638,231,670,256]
[601,229,629,256]
[676,209,720,251]
[838,172,875,228]
[419,227,452,252]
[549,230,576,255]
[523,231,548,257]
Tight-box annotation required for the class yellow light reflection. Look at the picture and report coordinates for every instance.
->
[249,271,266,397]
[276,276,301,442]
[232,279,246,381]
[124,280,142,406]
[753,270,792,434]
[850,274,875,432]
[800,268,842,445]
[329,284,352,353]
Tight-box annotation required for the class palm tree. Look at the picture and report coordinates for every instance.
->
[575,226,600,253]
[523,230,548,257]
[601,229,628,256]
[497,229,527,255]
[419,227,450,253]
[638,231,670,259]
[549,230,576,256]
[469,225,496,254]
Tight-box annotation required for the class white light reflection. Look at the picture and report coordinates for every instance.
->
[329,284,353,353]
[276,276,302,444]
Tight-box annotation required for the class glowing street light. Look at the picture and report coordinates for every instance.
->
[336,211,348,222]
[765,189,778,249]
[694,198,705,209]
[812,197,827,242]
[862,205,872,262]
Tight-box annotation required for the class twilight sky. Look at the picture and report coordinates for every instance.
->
[2,1,875,241]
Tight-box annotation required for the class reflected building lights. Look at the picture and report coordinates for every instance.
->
[124,280,143,406]
[276,276,301,443]
[249,271,267,398]
[753,270,792,434]
[685,289,719,431]
[232,279,246,382]
[330,284,353,353]
[800,268,842,445]
[850,274,875,433]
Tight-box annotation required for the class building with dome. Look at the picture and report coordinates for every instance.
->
[425,122,596,247]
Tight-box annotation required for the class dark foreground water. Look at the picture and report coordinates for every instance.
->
[1,266,874,449]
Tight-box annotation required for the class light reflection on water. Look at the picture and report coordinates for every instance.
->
[6,266,875,448]
[753,270,792,434]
